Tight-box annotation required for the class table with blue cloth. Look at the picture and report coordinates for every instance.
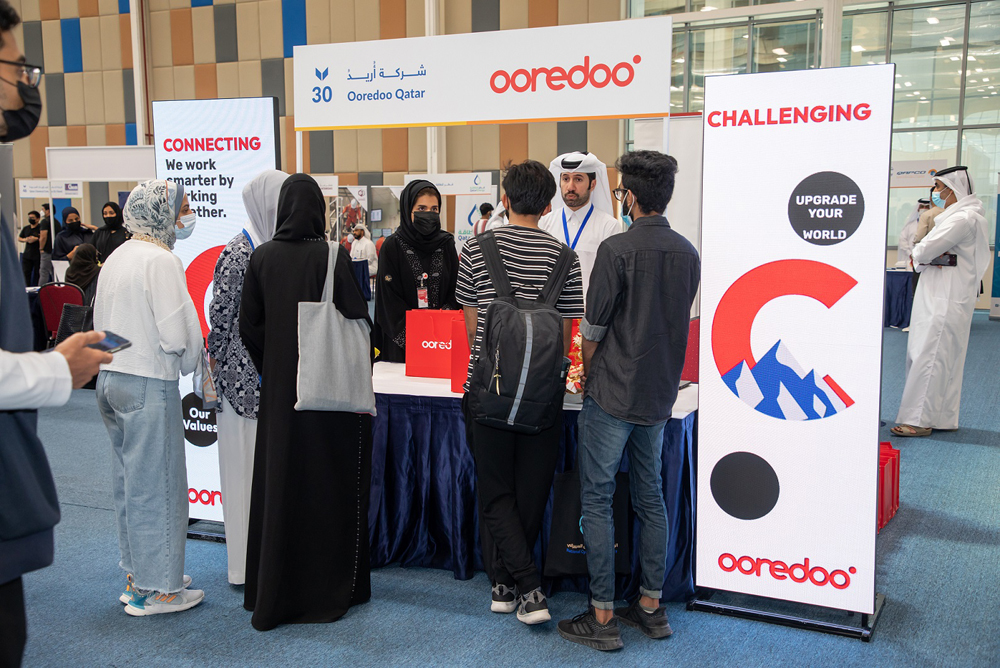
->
[352,260,372,300]
[884,269,914,328]
[368,362,698,603]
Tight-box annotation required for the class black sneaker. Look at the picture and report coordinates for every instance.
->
[557,609,624,651]
[515,588,551,625]
[614,598,673,639]
[491,583,517,614]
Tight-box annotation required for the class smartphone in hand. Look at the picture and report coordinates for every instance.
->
[86,331,132,354]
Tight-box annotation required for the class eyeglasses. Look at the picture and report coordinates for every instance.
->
[612,188,628,201]
[0,59,44,88]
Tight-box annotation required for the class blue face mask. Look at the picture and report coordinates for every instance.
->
[931,189,948,209]
[175,213,197,240]
[622,192,634,229]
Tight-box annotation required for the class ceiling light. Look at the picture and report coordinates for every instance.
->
[701,5,717,11]
[904,81,912,86]
[968,55,977,61]
[675,58,685,63]
[920,96,926,100]
[976,68,983,72]
[919,100,929,104]
[895,74,902,77]
[970,79,978,83]
[926,17,939,24]
[777,57,788,62]
[950,56,960,61]
[983,77,990,82]
[940,38,951,47]
[852,45,865,53]
[773,48,788,56]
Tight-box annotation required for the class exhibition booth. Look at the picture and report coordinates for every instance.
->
[30,10,909,641]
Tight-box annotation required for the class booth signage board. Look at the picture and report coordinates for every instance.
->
[293,17,672,131]
[889,160,947,188]
[152,96,280,521]
[404,172,492,196]
[312,174,340,197]
[19,180,82,198]
[696,65,894,614]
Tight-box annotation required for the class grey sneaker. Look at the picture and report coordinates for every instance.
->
[614,599,673,639]
[125,587,204,616]
[557,609,624,651]
[491,583,517,613]
[515,588,550,625]
[120,573,192,604]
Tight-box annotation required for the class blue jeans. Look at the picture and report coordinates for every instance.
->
[578,396,667,610]
[96,371,188,593]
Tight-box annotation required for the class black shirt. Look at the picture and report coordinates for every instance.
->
[18,224,41,260]
[581,215,700,425]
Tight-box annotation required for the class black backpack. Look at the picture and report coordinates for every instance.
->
[469,231,573,435]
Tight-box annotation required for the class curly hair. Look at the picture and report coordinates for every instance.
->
[0,1,21,47]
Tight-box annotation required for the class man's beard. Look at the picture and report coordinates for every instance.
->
[563,190,591,209]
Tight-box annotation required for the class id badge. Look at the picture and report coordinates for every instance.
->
[417,287,429,308]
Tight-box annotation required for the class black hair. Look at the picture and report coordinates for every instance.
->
[502,160,556,216]
[28,209,39,219]
[479,202,494,216]
[0,1,21,45]
[615,150,678,215]
[414,186,441,207]
[41,203,49,210]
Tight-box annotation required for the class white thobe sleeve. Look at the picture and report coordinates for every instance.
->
[911,213,971,266]
[0,348,72,410]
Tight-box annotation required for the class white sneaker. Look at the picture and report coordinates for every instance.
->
[120,573,192,604]
[125,587,204,616]
[491,583,518,613]
[516,589,551,625]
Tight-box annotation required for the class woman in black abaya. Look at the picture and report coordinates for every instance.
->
[239,174,373,632]
[374,179,459,362]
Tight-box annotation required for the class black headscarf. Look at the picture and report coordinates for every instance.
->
[62,206,81,232]
[395,180,453,255]
[64,243,100,291]
[102,201,124,230]
[272,174,327,241]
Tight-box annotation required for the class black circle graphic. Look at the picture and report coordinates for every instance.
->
[710,452,780,520]
[788,171,865,246]
[182,393,217,447]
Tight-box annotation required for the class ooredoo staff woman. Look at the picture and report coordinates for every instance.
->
[374,179,459,362]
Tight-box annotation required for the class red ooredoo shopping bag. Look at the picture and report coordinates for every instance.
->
[406,309,459,379]
[450,315,471,394]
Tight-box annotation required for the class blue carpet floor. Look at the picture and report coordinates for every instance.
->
[20,314,1000,666]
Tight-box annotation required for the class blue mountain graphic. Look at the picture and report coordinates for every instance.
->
[722,340,838,420]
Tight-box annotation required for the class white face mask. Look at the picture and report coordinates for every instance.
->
[175,213,197,240]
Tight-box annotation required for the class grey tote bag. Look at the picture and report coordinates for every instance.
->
[294,241,376,415]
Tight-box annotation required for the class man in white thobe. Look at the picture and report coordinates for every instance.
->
[893,166,990,436]
[349,223,378,288]
[539,152,622,298]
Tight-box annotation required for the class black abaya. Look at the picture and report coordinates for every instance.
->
[238,174,373,632]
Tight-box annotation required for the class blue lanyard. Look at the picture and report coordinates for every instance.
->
[562,205,593,250]
[241,229,255,251]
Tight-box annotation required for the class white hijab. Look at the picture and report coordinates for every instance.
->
[242,170,289,248]
[548,151,614,216]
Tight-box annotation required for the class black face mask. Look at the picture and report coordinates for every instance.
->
[412,211,440,236]
[66,221,81,232]
[2,82,42,142]
[104,215,121,229]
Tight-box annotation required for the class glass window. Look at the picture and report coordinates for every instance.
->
[962,127,1000,241]
[672,33,687,111]
[890,5,966,129]
[688,24,749,112]
[964,0,1000,126]
[888,129,959,244]
[752,18,818,73]
[642,0,689,15]
[841,11,888,67]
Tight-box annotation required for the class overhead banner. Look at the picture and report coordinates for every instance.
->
[697,65,894,614]
[152,96,280,522]
[292,17,672,131]
[889,160,947,188]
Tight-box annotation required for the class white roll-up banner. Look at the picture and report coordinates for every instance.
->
[152,97,280,522]
[292,17,672,131]
[697,65,895,614]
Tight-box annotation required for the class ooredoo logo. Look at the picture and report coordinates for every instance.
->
[422,340,452,350]
[713,259,857,421]
[490,55,641,94]
[718,553,856,590]
[189,488,223,506]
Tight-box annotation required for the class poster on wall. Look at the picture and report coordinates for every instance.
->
[152,97,280,521]
[697,65,894,614]
[293,17,672,131]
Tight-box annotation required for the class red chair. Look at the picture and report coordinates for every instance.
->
[681,317,699,383]
[38,282,84,348]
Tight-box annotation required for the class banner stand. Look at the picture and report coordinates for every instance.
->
[687,590,886,642]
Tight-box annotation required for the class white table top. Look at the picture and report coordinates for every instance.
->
[373,362,698,420]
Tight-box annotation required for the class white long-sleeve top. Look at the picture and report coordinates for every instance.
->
[350,233,379,277]
[94,239,203,380]
[0,349,71,410]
